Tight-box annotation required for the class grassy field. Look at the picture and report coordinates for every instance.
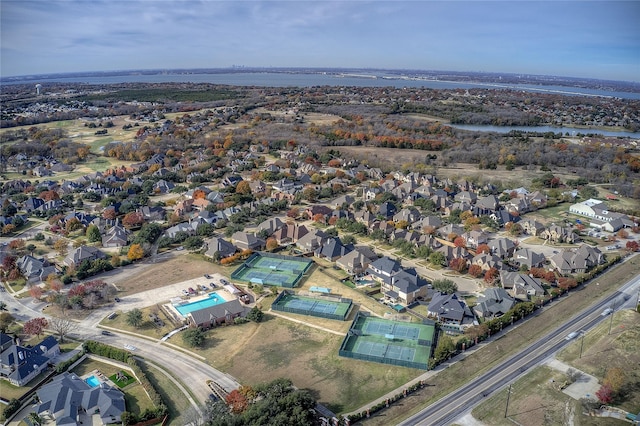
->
[360,256,640,425]
[472,309,640,425]
[137,360,194,426]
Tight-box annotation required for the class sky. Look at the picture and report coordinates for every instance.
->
[1,1,639,82]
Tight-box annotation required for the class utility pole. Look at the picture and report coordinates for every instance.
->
[579,330,586,358]
[504,383,513,418]
[608,301,615,335]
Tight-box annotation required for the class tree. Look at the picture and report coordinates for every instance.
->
[49,315,76,343]
[302,187,317,202]
[484,267,499,284]
[236,181,251,195]
[468,264,483,278]
[246,307,264,323]
[54,239,68,256]
[29,286,43,300]
[0,312,15,333]
[265,237,279,252]
[127,244,145,261]
[449,257,467,274]
[596,384,614,404]
[433,334,456,363]
[183,236,204,251]
[432,279,457,294]
[122,211,144,228]
[226,389,248,414]
[23,317,48,337]
[86,224,102,243]
[286,208,299,218]
[625,240,639,252]
[126,308,144,328]
[453,236,466,248]
[26,244,37,256]
[182,327,206,347]
[476,244,491,254]
[429,251,446,267]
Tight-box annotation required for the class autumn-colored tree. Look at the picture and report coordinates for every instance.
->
[238,384,256,401]
[596,384,614,404]
[286,208,299,218]
[39,190,59,201]
[449,257,467,273]
[8,239,25,252]
[422,225,436,235]
[463,217,481,231]
[265,237,279,252]
[102,209,117,220]
[328,216,338,226]
[122,211,144,228]
[327,159,342,167]
[476,244,491,254]
[484,267,499,284]
[192,189,206,199]
[468,264,483,278]
[235,181,251,195]
[312,213,325,223]
[626,240,639,252]
[460,211,474,221]
[395,220,409,230]
[29,286,42,300]
[557,277,578,290]
[226,389,248,414]
[616,229,629,239]
[303,187,317,202]
[453,236,467,248]
[447,232,458,242]
[23,317,48,337]
[127,244,144,261]
[53,239,68,256]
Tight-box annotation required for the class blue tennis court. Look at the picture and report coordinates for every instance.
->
[355,341,417,362]
[364,320,421,340]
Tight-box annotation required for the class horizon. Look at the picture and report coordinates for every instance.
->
[2,1,639,83]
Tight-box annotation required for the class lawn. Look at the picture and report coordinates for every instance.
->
[101,305,176,338]
[136,360,194,426]
[173,316,422,414]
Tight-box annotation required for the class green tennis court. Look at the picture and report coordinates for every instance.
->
[231,252,313,288]
[272,291,352,321]
[339,312,435,370]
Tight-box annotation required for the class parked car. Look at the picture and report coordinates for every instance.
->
[204,274,212,279]
[209,282,216,288]
[101,330,112,336]
[188,287,196,294]
[114,297,121,303]
[182,289,189,295]
[220,278,229,286]
[601,308,613,316]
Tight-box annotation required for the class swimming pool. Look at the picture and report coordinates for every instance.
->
[85,375,100,388]
[175,292,226,316]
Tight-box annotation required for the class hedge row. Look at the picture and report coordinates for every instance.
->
[346,381,428,423]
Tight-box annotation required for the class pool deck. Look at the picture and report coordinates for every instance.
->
[81,369,116,388]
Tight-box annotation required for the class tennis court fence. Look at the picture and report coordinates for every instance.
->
[272,290,352,321]
[338,334,429,370]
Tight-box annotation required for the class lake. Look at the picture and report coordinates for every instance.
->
[450,123,640,138]
[4,71,640,100]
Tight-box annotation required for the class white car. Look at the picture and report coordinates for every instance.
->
[600,308,613,316]
[565,331,579,340]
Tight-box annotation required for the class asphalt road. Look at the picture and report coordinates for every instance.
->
[399,272,640,426]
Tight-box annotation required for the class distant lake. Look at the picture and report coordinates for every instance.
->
[450,123,640,138]
[4,71,640,100]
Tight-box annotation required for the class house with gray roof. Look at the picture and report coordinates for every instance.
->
[102,225,129,248]
[231,232,265,251]
[186,299,245,328]
[489,238,517,259]
[1,333,59,386]
[314,237,353,262]
[16,255,57,284]
[336,246,378,276]
[427,293,476,329]
[204,236,237,259]
[35,372,125,425]
[63,246,107,268]
[500,271,545,300]
[295,229,328,252]
[512,248,545,269]
[473,287,516,319]
[549,244,603,275]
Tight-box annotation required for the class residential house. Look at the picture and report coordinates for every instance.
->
[35,372,125,425]
[454,191,478,204]
[257,217,285,235]
[473,288,516,319]
[231,232,265,251]
[471,253,503,271]
[153,179,175,194]
[500,271,545,300]
[315,237,353,261]
[549,245,604,275]
[139,206,166,222]
[378,202,397,219]
[463,230,489,249]
[295,229,328,252]
[272,223,309,245]
[1,333,60,386]
[393,207,421,224]
[512,248,545,269]
[475,194,500,213]
[427,293,476,329]
[330,194,355,209]
[16,255,57,284]
[63,246,107,268]
[204,236,237,259]
[541,225,578,244]
[24,197,45,213]
[335,246,378,275]
[520,218,545,236]
[489,238,517,259]
[102,225,129,248]
[382,268,429,305]
[305,205,333,219]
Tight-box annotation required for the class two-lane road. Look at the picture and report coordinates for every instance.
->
[400,273,640,426]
